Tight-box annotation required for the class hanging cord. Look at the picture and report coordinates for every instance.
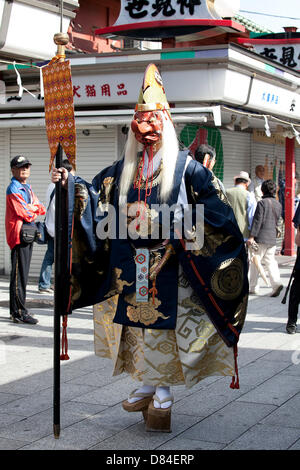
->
[133,145,155,231]
[13,61,37,99]
[134,147,146,202]
[144,145,154,202]
[133,148,146,231]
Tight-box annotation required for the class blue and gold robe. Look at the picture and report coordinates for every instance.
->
[67,151,248,387]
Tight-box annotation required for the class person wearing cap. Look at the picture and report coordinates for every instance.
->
[226,171,257,242]
[52,64,248,432]
[6,155,45,324]
[247,180,283,297]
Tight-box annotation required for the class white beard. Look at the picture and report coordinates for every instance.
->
[119,113,179,205]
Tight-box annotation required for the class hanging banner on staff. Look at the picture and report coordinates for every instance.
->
[42,60,77,171]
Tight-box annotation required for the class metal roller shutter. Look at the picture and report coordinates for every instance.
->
[176,124,251,190]
[251,140,286,179]
[250,140,300,181]
[221,130,251,190]
[0,129,10,274]
[9,126,117,278]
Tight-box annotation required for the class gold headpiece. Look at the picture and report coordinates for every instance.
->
[135,63,170,114]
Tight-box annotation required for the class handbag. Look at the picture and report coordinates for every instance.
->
[36,221,48,245]
[35,188,55,245]
[20,223,38,244]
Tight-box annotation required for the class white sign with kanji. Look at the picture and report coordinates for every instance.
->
[247,76,300,118]
[114,0,218,25]
[254,44,300,71]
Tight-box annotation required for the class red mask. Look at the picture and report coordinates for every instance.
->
[131,111,163,146]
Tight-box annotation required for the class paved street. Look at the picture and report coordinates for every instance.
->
[0,256,300,451]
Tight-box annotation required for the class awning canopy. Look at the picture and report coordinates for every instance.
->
[0,106,223,128]
[95,19,246,41]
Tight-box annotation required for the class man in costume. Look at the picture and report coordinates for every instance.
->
[52,64,248,432]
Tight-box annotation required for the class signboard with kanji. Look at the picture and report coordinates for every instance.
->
[256,44,300,71]
[95,0,243,40]
[237,37,300,72]
[115,0,217,25]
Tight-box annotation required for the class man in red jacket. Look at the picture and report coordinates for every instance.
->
[6,155,45,324]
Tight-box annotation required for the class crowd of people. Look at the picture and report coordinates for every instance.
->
[4,63,300,433]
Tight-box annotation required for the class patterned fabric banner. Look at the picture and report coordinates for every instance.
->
[42,60,76,171]
[135,248,149,302]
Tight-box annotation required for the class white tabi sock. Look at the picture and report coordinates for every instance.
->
[127,384,155,403]
[154,386,172,409]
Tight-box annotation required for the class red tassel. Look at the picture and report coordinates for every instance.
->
[149,279,158,305]
[60,315,70,361]
[133,145,154,205]
[230,344,239,389]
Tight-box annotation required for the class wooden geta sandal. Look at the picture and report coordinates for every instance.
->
[122,389,154,419]
[145,393,174,433]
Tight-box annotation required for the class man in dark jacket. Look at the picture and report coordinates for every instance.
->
[247,179,283,297]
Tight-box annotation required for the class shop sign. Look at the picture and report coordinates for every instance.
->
[253,129,286,146]
[248,78,300,120]
[255,44,300,71]
[114,0,215,25]
[253,129,300,147]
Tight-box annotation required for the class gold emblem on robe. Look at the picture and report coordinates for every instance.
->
[125,292,169,326]
[211,258,243,300]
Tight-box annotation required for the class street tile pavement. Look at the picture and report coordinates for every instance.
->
[0,256,300,451]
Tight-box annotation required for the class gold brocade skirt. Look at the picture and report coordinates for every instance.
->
[93,269,234,389]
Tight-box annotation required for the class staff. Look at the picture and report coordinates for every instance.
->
[42,0,77,436]
[53,143,63,438]
[52,30,70,439]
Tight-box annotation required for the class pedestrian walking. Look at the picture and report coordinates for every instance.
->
[247,179,283,297]
[226,171,257,242]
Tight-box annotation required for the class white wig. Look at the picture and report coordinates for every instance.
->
[119,112,179,205]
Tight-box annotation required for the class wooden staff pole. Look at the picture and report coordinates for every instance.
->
[53,31,69,440]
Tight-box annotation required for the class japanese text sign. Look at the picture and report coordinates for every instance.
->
[255,44,300,72]
[115,0,217,25]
